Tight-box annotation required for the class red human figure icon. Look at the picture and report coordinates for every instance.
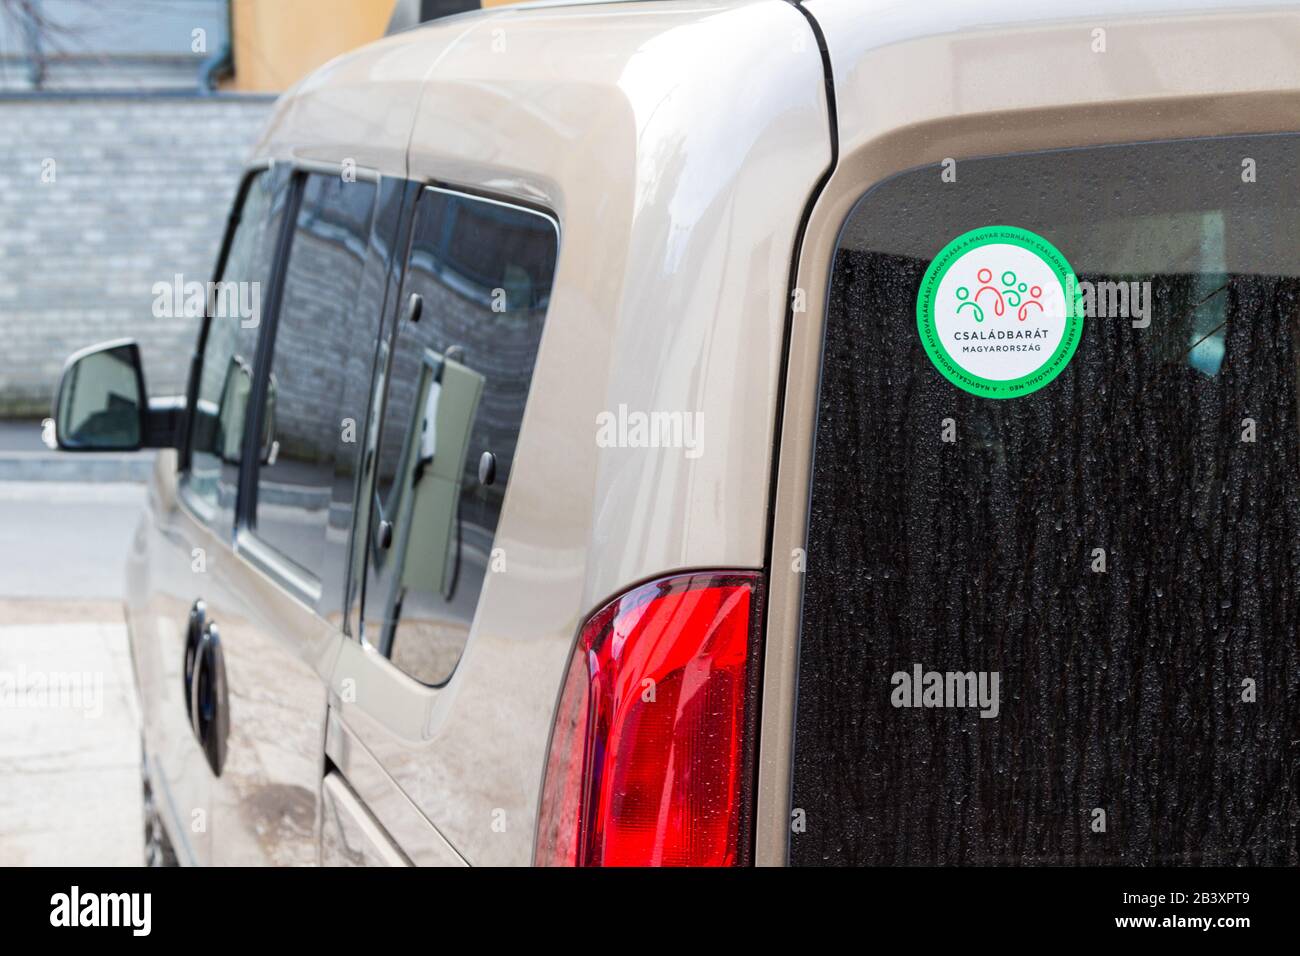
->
[973,267,1005,317]
[1018,284,1044,321]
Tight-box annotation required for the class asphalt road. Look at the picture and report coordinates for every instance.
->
[0,479,146,865]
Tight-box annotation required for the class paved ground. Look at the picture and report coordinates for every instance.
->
[0,481,147,598]
[0,420,46,452]
[0,421,155,483]
[0,480,146,865]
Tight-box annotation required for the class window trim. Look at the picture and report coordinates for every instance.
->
[235,526,323,607]
[177,157,386,614]
[234,161,383,609]
[178,161,563,635]
[234,169,304,538]
[352,182,560,694]
[178,159,286,528]
[417,179,561,237]
[180,159,274,475]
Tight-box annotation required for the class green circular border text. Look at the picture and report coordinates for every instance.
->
[916,225,1083,399]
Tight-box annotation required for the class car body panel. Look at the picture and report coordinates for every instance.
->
[128,451,213,865]
[323,708,466,866]
[253,28,450,179]
[342,0,829,866]
[320,771,410,867]
[204,534,340,865]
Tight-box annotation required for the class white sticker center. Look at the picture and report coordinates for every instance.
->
[932,243,1069,382]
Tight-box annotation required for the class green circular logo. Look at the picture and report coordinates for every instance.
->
[916,225,1083,399]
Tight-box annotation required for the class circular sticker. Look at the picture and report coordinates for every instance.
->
[916,225,1083,399]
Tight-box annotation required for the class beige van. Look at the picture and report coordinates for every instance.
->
[54,0,1300,866]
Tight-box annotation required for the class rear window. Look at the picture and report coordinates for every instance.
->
[790,134,1300,865]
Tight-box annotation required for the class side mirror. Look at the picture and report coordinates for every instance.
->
[54,339,184,451]
[54,339,148,451]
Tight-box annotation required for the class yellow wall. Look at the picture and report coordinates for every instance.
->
[227,0,399,93]
[227,0,538,92]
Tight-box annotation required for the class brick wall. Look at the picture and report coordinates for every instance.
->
[0,93,274,416]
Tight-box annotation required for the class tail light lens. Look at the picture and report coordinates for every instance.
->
[535,571,764,866]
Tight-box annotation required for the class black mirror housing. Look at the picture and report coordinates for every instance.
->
[54,338,181,451]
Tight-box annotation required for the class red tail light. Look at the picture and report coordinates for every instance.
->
[535,571,764,866]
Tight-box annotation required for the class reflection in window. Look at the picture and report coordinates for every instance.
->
[188,169,288,519]
[254,174,377,598]
[363,189,558,686]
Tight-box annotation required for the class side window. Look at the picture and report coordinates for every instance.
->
[362,188,559,686]
[251,173,378,609]
[185,167,291,522]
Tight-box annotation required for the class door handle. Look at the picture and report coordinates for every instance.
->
[189,619,230,777]
[183,599,206,732]
[188,624,210,749]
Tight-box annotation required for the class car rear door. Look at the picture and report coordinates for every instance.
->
[324,184,561,866]
[761,0,1300,865]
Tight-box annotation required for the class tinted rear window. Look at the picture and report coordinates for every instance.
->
[790,134,1300,865]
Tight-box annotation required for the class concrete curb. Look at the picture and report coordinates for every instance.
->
[0,452,155,483]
